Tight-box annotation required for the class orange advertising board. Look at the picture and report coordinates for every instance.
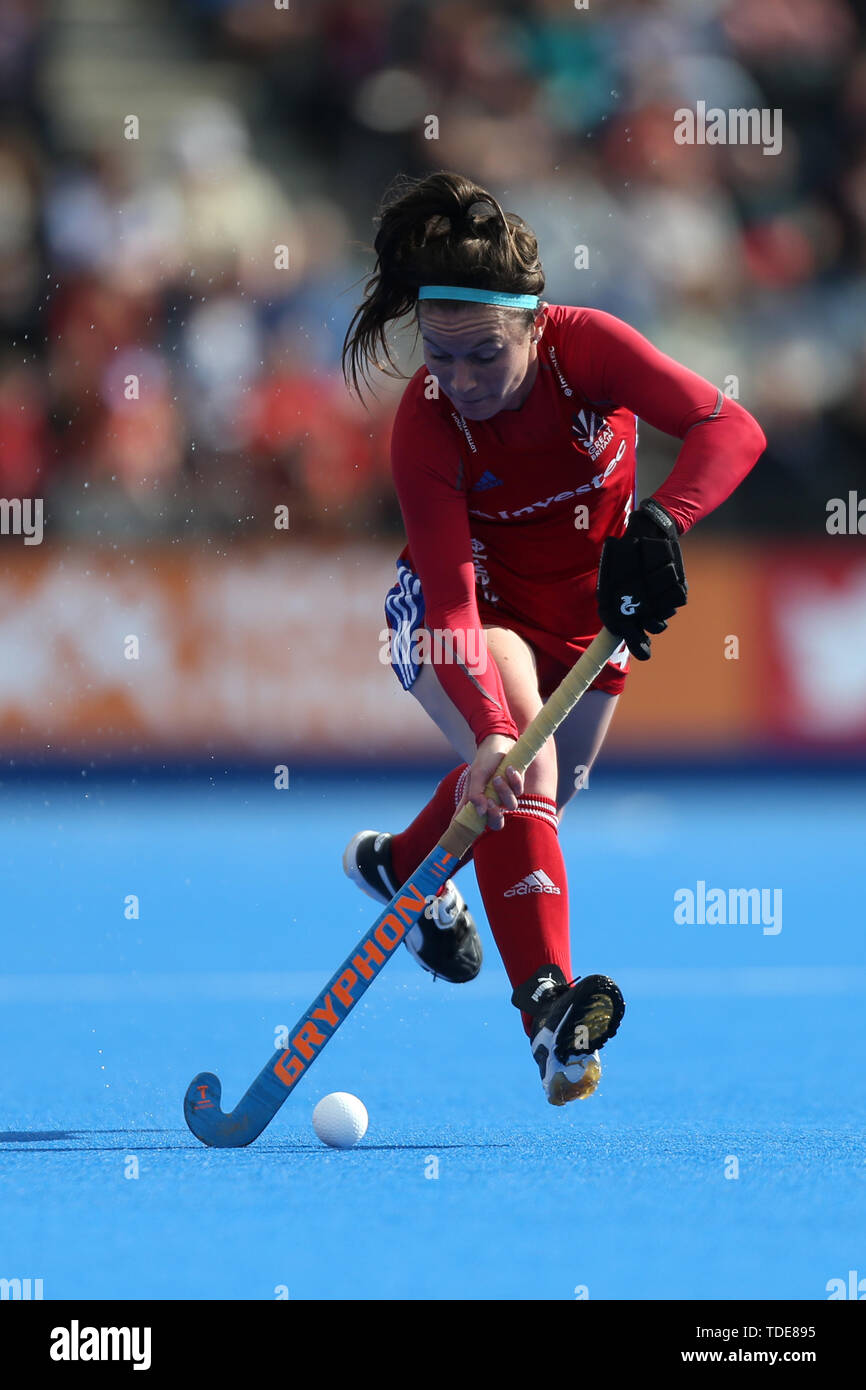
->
[0,540,862,760]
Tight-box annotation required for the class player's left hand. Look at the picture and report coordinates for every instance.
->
[596,499,687,661]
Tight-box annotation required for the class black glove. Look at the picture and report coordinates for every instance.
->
[596,499,687,661]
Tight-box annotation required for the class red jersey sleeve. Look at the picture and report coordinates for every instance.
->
[390,378,519,746]
[553,306,767,533]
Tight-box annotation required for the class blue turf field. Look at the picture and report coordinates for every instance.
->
[1,771,864,1300]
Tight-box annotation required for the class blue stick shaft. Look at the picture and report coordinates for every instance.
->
[184,628,620,1146]
[184,844,455,1145]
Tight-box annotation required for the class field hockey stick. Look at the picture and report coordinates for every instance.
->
[184,626,622,1147]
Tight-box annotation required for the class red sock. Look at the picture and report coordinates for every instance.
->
[473,795,572,1035]
[390,764,471,885]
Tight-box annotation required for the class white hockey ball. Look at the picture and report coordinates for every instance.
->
[312,1092,369,1149]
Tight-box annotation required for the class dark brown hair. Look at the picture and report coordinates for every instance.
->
[342,171,545,397]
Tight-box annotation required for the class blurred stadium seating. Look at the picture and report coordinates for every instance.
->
[1,0,865,765]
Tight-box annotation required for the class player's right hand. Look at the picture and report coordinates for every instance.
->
[464,735,523,831]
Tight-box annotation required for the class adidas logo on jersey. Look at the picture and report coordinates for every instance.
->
[504,870,561,897]
[472,470,503,491]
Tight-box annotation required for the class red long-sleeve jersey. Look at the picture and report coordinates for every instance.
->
[389,304,766,745]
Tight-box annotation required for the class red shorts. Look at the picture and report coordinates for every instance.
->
[384,560,629,700]
[477,603,629,699]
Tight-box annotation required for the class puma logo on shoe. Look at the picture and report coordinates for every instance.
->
[504,870,561,897]
[530,973,559,1003]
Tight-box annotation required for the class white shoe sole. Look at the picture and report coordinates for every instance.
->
[547,1054,602,1105]
[533,1025,603,1105]
[342,830,392,905]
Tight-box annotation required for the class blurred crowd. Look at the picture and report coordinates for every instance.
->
[1,0,865,541]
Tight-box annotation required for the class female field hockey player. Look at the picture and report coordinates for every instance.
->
[340,171,766,1106]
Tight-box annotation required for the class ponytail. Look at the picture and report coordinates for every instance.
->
[342,171,544,398]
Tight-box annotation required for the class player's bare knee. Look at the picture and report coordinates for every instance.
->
[523,741,557,800]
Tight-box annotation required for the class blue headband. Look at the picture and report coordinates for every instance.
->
[417,285,540,310]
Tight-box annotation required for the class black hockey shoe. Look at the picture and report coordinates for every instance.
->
[342,830,482,984]
[512,964,625,1105]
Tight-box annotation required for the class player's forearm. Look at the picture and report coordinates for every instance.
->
[421,604,520,745]
[394,463,520,744]
[651,394,767,533]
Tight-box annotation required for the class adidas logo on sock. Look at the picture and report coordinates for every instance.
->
[504,870,561,897]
